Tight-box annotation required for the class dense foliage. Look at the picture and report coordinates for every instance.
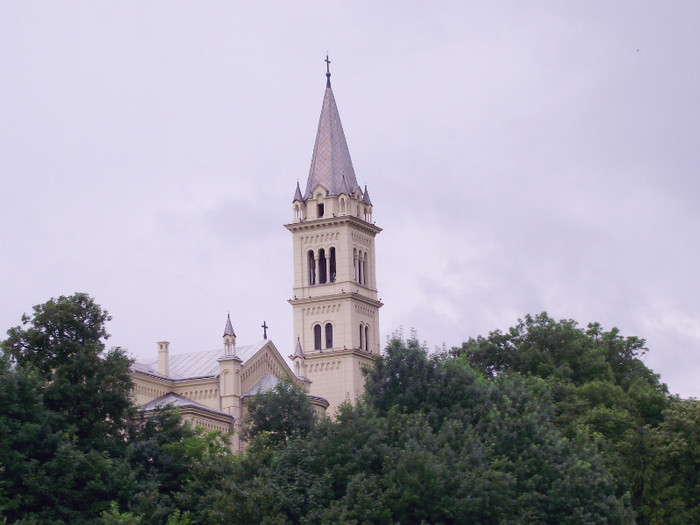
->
[207,335,627,524]
[453,313,699,524]
[0,294,230,524]
[1,296,697,524]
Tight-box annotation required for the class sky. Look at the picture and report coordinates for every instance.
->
[1,1,698,398]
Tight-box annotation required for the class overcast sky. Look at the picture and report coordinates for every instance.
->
[2,1,698,398]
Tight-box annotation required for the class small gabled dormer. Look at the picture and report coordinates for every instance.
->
[312,185,329,219]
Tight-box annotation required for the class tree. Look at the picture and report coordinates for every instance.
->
[212,334,628,524]
[1,293,134,453]
[452,313,677,524]
[0,293,135,523]
[241,379,318,448]
[646,399,700,524]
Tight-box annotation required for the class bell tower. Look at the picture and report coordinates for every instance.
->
[285,58,382,414]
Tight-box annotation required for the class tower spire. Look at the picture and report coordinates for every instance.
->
[303,60,359,201]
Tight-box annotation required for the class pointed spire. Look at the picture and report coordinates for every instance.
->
[293,180,303,202]
[362,184,373,206]
[223,313,236,337]
[303,60,360,201]
[294,337,305,359]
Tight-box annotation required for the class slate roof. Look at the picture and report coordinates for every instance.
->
[303,79,360,200]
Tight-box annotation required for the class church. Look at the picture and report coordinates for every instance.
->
[131,61,382,451]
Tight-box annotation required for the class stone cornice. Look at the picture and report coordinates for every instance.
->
[132,370,217,384]
[285,215,382,236]
[288,291,383,309]
[303,347,378,362]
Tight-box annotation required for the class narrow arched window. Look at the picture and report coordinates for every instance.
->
[308,250,316,285]
[325,323,333,349]
[314,325,322,350]
[358,251,363,285]
[359,324,364,351]
[353,248,358,282]
[362,252,368,286]
[318,248,327,284]
[365,325,370,351]
[330,247,336,282]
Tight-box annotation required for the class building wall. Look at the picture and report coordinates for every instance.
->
[304,348,375,416]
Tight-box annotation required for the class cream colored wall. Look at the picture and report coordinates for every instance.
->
[288,222,381,352]
[132,340,307,454]
[131,374,221,411]
[286,187,382,416]
[180,412,231,434]
[304,349,375,416]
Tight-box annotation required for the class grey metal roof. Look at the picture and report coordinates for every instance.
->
[223,314,236,337]
[293,337,305,359]
[304,82,360,200]
[362,185,373,206]
[242,373,281,397]
[293,181,303,202]
[134,340,269,380]
[139,392,233,420]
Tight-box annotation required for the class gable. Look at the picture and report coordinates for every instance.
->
[240,340,299,394]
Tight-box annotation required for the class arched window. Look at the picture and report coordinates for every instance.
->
[358,251,363,285]
[308,250,316,285]
[340,198,346,214]
[353,248,358,282]
[318,248,327,284]
[362,252,368,286]
[365,325,370,351]
[325,323,333,349]
[359,323,364,351]
[314,325,322,350]
[330,247,336,282]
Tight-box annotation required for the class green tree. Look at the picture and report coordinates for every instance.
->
[0,293,135,523]
[212,334,627,524]
[127,407,235,524]
[2,293,134,453]
[646,399,700,524]
[452,313,677,524]
[241,379,318,448]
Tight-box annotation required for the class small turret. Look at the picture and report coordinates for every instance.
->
[223,313,236,356]
[290,337,310,390]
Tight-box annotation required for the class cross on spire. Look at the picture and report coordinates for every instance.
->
[325,54,331,87]
[261,321,268,339]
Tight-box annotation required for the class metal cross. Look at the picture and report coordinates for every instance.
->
[261,321,268,339]
[325,54,331,75]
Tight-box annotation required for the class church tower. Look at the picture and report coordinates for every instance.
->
[285,59,382,414]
